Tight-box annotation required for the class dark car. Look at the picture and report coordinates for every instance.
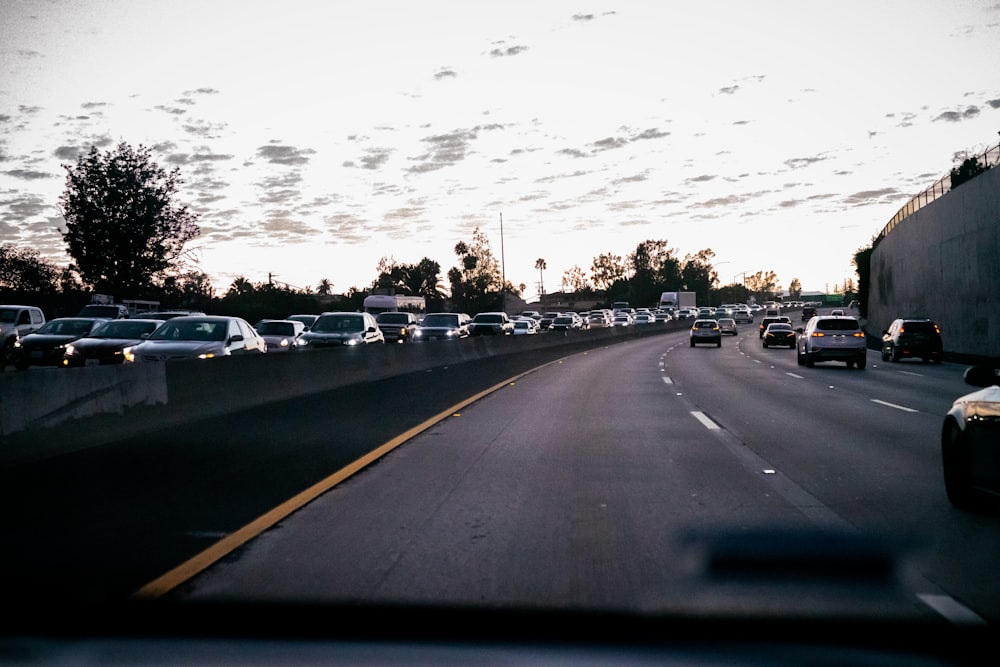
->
[13,317,108,369]
[298,312,384,347]
[762,322,796,348]
[801,306,817,321]
[412,313,469,341]
[758,316,790,339]
[375,312,419,343]
[468,312,513,336]
[881,318,943,363]
[62,318,166,367]
[941,366,1000,510]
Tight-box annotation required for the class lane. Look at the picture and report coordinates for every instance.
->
[176,331,930,619]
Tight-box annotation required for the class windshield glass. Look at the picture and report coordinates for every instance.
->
[92,320,160,338]
[2,0,999,653]
[420,314,458,327]
[313,315,363,332]
[37,319,94,335]
[150,319,226,341]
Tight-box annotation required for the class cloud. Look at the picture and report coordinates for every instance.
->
[434,68,457,80]
[2,168,53,180]
[632,128,669,140]
[406,129,476,173]
[489,45,528,58]
[256,143,316,165]
[719,85,740,95]
[987,98,1000,109]
[181,118,228,138]
[784,156,827,169]
[843,188,902,206]
[932,106,980,122]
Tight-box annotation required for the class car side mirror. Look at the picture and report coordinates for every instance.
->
[882,330,889,336]
[367,326,377,333]
[795,328,804,335]
[964,366,999,388]
[230,334,244,343]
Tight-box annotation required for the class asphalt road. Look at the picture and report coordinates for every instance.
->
[2,316,998,628]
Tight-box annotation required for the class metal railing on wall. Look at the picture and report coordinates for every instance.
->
[873,142,999,248]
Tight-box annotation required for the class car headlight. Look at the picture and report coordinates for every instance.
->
[64,344,77,356]
[197,352,217,359]
[123,346,136,362]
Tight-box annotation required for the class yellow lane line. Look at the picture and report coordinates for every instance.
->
[131,357,573,599]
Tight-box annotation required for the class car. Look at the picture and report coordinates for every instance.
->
[796,315,867,369]
[375,311,419,343]
[123,315,266,362]
[538,312,561,331]
[285,314,319,331]
[881,318,943,363]
[412,312,469,341]
[77,303,130,319]
[611,314,633,327]
[549,315,580,331]
[468,312,513,336]
[762,322,796,348]
[717,317,737,335]
[61,318,166,366]
[254,319,307,353]
[690,319,721,347]
[830,309,845,316]
[733,307,753,324]
[634,312,657,325]
[588,312,612,328]
[801,306,817,321]
[519,311,542,321]
[941,366,1000,510]
[758,316,791,339]
[0,304,46,366]
[298,312,384,347]
[512,319,537,335]
[12,317,109,370]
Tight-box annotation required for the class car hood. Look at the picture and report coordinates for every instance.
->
[131,340,225,357]
[72,337,145,351]
[953,385,1000,407]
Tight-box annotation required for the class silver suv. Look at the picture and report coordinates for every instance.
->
[1,305,46,366]
[796,315,868,369]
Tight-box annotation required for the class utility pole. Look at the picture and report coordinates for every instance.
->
[500,211,506,314]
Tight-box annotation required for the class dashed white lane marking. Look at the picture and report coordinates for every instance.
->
[690,411,720,430]
[662,377,673,385]
[785,372,804,379]
[871,399,919,413]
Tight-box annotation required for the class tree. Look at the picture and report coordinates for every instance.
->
[59,142,199,298]
[788,278,802,301]
[744,270,779,304]
[950,156,989,189]
[535,258,547,296]
[853,244,872,317]
[628,240,681,307]
[590,252,627,291]
[0,243,61,293]
[681,248,716,305]
[563,265,591,293]
[448,227,505,313]
[316,278,333,295]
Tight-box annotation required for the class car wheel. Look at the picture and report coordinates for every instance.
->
[891,346,901,363]
[881,347,890,362]
[942,420,978,510]
[690,340,695,347]
[716,340,721,348]
[797,349,805,366]
[856,355,866,370]
[805,353,814,368]
[762,341,768,348]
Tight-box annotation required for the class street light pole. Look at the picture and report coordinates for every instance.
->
[499,211,506,313]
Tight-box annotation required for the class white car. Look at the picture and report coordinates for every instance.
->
[796,315,867,369]
[124,316,266,362]
[254,319,306,352]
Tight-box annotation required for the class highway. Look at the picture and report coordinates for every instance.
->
[2,313,998,626]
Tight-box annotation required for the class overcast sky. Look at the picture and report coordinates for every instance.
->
[2,0,998,298]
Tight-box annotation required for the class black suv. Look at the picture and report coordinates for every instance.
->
[881,318,942,363]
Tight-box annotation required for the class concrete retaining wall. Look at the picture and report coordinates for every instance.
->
[1,322,684,464]
[869,166,1000,360]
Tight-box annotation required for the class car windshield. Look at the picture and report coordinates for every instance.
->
[376,313,410,325]
[36,319,94,335]
[150,319,227,341]
[3,2,1000,658]
[313,315,363,332]
[420,314,458,328]
[255,321,297,336]
[92,320,160,338]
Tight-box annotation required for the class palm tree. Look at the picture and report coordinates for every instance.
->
[535,258,547,296]
[316,278,333,295]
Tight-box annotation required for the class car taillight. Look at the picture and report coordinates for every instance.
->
[852,332,865,338]
[811,332,825,337]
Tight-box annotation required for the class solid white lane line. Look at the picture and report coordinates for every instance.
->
[871,399,919,413]
[690,411,720,430]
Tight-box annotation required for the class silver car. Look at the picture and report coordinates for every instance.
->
[124,315,266,362]
[254,319,306,353]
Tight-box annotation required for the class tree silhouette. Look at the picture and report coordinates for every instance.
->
[59,142,199,297]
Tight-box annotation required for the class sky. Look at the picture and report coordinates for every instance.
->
[1,0,999,300]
